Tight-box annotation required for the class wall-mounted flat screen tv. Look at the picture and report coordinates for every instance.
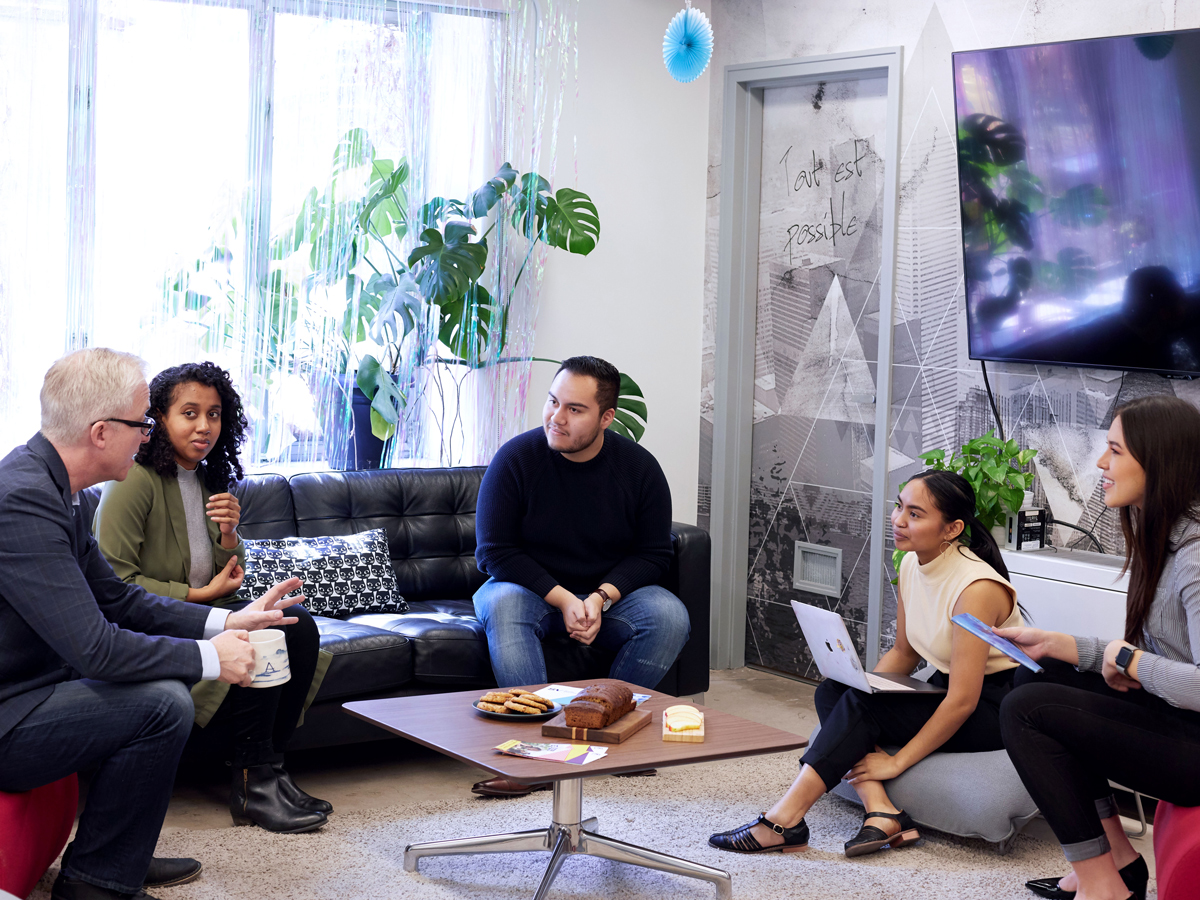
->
[953,29,1200,375]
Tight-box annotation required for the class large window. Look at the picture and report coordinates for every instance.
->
[0,0,497,466]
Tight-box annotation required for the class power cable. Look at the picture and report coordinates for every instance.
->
[980,359,1004,442]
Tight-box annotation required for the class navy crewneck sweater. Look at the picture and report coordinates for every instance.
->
[475,426,673,598]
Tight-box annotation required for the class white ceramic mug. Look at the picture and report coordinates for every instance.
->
[248,629,291,689]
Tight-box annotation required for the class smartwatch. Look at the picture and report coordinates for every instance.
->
[595,587,613,612]
[1115,644,1137,677]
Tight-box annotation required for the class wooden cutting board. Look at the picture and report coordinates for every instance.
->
[541,707,651,743]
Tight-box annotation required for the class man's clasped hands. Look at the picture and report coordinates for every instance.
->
[543,583,622,645]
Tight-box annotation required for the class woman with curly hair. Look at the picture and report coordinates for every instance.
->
[93,361,331,834]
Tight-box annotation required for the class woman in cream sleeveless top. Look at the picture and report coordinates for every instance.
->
[710,469,1024,859]
[901,542,1023,676]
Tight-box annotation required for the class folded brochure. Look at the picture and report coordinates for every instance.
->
[495,740,608,765]
[951,612,1044,673]
[534,684,652,705]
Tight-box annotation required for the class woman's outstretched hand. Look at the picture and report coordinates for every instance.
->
[846,747,903,784]
[992,625,1078,665]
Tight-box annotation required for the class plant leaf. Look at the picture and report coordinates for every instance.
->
[407,224,488,307]
[611,409,646,443]
[607,418,634,441]
[511,173,552,238]
[618,372,644,398]
[466,162,519,218]
[543,187,600,255]
[331,127,373,174]
[420,197,468,229]
[369,407,396,441]
[356,354,383,399]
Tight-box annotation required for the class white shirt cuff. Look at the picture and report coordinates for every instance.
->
[203,606,231,640]
[197,640,221,681]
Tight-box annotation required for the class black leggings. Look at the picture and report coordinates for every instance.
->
[801,668,1015,791]
[1000,659,1200,861]
[188,603,321,762]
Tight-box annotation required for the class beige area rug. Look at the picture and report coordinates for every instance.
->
[31,751,1154,900]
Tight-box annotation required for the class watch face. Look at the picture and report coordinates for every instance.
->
[1116,646,1135,670]
[601,598,612,612]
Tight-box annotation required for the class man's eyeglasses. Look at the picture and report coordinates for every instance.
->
[96,417,155,436]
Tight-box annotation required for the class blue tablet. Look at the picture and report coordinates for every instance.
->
[951,613,1045,673]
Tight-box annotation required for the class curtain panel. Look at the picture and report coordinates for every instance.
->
[0,0,578,468]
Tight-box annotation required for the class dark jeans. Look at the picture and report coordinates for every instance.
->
[0,678,193,894]
[1000,658,1200,861]
[193,602,320,761]
[801,668,1015,791]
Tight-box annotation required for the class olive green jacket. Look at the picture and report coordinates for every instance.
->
[93,462,329,727]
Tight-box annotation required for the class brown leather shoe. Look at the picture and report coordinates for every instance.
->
[470,776,553,797]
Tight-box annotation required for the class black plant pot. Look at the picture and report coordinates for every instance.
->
[347,386,386,470]
[326,375,386,471]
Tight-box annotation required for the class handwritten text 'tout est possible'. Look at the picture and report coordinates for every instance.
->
[778,139,871,263]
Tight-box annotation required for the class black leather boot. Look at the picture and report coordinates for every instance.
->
[230,741,327,833]
[272,761,333,814]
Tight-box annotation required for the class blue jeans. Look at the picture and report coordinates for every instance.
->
[0,678,194,894]
[473,579,691,690]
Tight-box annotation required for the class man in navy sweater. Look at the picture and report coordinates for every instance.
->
[472,356,690,795]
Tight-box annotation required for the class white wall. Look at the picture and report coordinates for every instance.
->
[529,0,711,525]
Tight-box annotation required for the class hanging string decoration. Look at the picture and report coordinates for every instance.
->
[662,2,713,84]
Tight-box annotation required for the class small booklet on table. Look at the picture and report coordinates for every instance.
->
[494,740,608,766]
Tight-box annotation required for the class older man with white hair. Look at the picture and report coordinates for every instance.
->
[0,349,305,900]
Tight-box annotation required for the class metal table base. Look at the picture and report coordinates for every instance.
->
[403,777,733,899]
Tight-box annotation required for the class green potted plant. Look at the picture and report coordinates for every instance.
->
[892,431,1037,573]
[165,129,649,466]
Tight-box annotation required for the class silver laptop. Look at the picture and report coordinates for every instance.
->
[790,600,946,694]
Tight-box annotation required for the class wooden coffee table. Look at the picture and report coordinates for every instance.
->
[344,679,807,899]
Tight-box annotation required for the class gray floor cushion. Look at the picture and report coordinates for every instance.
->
[809,723,1039,847]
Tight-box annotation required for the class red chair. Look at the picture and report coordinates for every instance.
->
[0,775,79,899]
[1154,801,1200,900]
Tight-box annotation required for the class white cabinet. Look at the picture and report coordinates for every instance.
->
[1001,547,1128,642]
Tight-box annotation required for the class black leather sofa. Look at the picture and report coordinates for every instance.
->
[84,467,711,750]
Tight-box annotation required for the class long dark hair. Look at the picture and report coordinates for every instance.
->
[907,469,1011,582]
[135,361,248,493]
[1113,395,1200,643]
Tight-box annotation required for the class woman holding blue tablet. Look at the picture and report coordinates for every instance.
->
[710,469,1025,858]
[998,394,1200,900]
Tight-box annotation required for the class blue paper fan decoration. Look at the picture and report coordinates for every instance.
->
[663,3,713,84]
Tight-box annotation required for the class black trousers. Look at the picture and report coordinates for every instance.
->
[187,602,321,762]
[1000,658,1200,861]
[800,668,1016,791]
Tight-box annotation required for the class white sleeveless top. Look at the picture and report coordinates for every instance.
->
[898,544,1023,675]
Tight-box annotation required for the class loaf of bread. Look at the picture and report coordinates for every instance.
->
[563,683,636,729]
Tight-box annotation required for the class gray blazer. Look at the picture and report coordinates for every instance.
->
[0,433,210,740]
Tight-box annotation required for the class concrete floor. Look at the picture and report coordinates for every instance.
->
[161,666,1156,882]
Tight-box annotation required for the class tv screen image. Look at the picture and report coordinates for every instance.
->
[953,29,1200,376]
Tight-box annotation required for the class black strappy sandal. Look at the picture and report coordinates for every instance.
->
[708,813,810,854]
[843,810,920,857]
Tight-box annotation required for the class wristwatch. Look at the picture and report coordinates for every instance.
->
[595,587,613,612]
[1115,644,1137,677]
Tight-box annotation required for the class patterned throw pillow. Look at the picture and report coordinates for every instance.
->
[235,528,408,618]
